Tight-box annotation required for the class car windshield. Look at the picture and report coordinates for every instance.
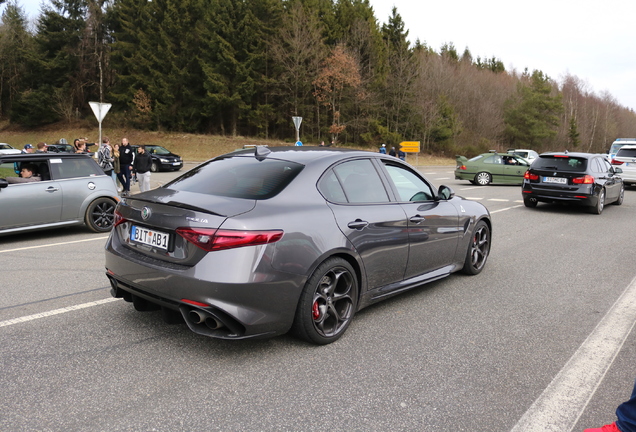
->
[165,156,304,199]
[616,148,636,158]
[0,144,13,150]
[533,156,588,171]
[146,146,171,155]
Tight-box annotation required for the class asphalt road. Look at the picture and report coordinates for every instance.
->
[1,164,635,432]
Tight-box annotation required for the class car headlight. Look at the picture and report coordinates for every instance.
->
[160,158,169,163]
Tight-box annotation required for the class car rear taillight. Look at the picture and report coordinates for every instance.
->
[611,159,624,165]
[572,175,594,184]
[176,228,284,252]
[113,209,127,228]
[458,165,467,170]
[524,171,539,181]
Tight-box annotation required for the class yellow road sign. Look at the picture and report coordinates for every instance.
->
[399,141,420,153]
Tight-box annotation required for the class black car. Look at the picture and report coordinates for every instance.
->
[131,145,183,172]
[46,143,75,153]
[105,147,492,344]
[522,151,624,214]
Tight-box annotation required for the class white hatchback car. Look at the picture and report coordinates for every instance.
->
[612,145,636,186]
[0,143,21,155]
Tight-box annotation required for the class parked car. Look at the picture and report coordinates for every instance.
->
[105,147,492,344]
[608,138,636,163]
[46,143,75,153]
[611,145,636,187]
[507,148,539,164]
[131,145,183,172]
[522,151,624,214]
[455,151,530,185]
[0,143,21,155]
[0,153,119,236]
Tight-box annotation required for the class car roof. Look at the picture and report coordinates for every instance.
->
[0,153,93,161]
[538,151,603,159]
[224,146,381,165]
[616,145,636,150]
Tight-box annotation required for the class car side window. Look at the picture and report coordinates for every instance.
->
[317,170,347,203]
[331,159,389,204]
[383,163,434,202]
[52,158,102,179]
[484,155,501,164]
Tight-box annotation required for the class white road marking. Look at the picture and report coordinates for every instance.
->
[490,205,524,213]
[460,186,485,190]
[488,198,511,202]
[0,298,118,328]
[510,275,636,432]
[0,236,109,254]
[463,197,484,200]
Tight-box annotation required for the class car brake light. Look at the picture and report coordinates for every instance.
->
[113,209,127,228]
[459,165,467,170]
[611,159,624,165]
[176,228,284,252]
[572,175,594,184]
[524,171,539,181]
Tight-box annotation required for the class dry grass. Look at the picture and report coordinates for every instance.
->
[0,121,455,165]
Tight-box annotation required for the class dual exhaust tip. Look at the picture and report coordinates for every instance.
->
[188,309,225,330]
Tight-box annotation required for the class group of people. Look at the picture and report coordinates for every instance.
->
[12,137,153,195]
[379,143,405,160]
[97,137,153,195]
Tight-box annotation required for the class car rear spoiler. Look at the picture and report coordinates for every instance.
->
[455,155,468,163]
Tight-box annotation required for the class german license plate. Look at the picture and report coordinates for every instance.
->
[172,162,181,166]
[543,177,567,184]
[131,225,169,250]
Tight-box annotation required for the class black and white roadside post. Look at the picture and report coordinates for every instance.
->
[292,116,303,146]
[89,101,112,155]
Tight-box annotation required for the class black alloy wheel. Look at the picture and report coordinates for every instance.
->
[85,198,116,232]
[293,257,358,345]
[614,184,624,205]
[461,220,490,275]
[150,161,159,172]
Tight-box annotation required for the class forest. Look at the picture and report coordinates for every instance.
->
[0,0,634,155]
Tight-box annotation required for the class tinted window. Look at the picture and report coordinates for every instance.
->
[52,157,103,179]
[616,148,636,158]
[383,163,434,202]
[318,170,347,203]
[166,156,303,200]
[533,156,588,171]
[332,159,389,203]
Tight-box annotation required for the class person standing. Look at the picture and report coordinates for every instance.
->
[118,137,135,195]
[379,143,386,154]
[97,137,114,179]
[35,142,47,153]
[133,145,152,192]
[113,143,122,189]
[21,144,34,154]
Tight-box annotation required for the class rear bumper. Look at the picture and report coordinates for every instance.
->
[522,184,598,206]
[104,233,306,340]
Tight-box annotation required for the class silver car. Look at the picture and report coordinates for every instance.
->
[105,147,492,344]
[0,153,119,236]
[611,145,636,187]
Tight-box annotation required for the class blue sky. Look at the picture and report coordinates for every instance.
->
[6,0,636,111]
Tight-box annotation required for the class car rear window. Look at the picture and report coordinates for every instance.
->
[533,156,588,171]
[165,156,304,200]
[616,148,636,158]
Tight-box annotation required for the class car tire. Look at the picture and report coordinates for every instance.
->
[523,196,538,208]
[150,161,159,172]
[292,257,358,345]
[85,197,116,232]
[461,220,490,275]
[590,188,605,214]
[613,184,624,205]
[475,172,491,186]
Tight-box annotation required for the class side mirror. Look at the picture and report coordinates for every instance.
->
[0,178,8,189]
[614,167,623,174]
[437,185,454,200]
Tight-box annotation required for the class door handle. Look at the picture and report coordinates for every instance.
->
[347,219,368,230]
[409,215,425,224]
[46,187,59,192]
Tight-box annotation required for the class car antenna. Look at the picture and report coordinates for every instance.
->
[255,145,271,161]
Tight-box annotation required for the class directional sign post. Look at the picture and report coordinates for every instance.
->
[292,116,302,143]
[89,101,112,153]
[399,141,421,165]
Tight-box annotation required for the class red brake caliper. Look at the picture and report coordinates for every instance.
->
[312,301,320,320]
